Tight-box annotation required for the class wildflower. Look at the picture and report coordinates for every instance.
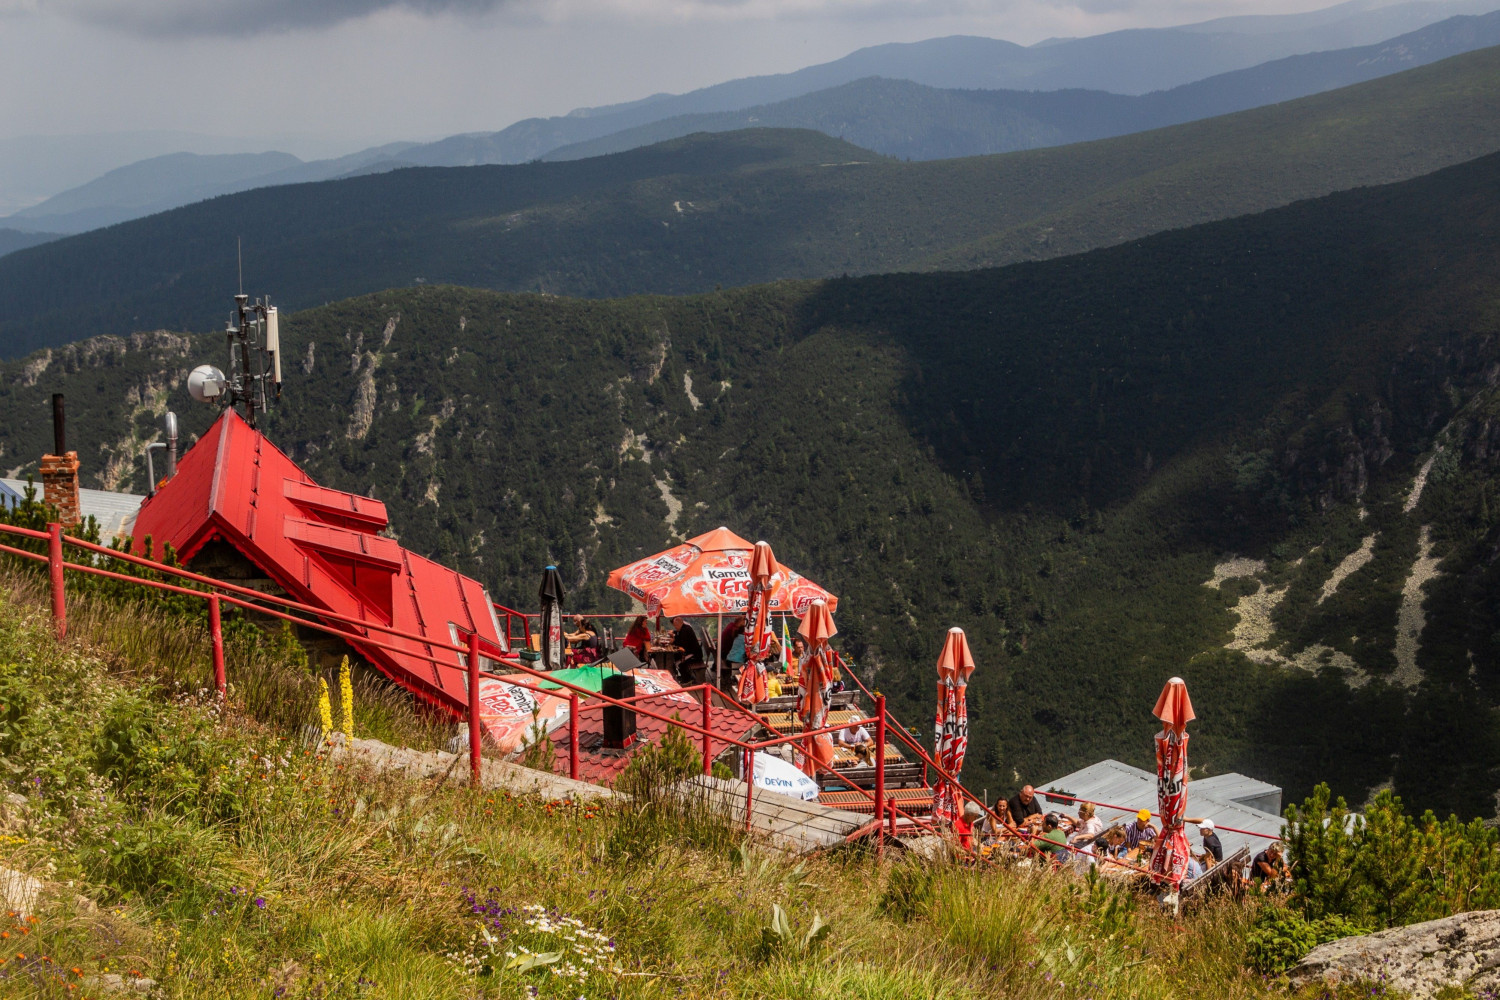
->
[317,678,333,733]
[339,656,355,736]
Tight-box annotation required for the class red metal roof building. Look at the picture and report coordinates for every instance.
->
[131,409,510,714]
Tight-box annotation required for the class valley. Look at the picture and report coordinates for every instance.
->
[5,149,1500,816]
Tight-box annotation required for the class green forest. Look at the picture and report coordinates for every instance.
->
[3,46,1500,359]
[3,149,1500,819]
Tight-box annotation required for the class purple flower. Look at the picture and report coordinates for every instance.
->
[254,898,266,909]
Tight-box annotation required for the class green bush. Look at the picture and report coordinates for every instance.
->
[1245,906,1367,975]
[1286,784,1500,928]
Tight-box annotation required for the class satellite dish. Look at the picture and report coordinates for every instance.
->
[187,364,228,404]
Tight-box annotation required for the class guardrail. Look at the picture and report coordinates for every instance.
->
[0,519,1117,855]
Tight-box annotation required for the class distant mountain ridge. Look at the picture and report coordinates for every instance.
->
[418,0,1500,163]
[541,12,1500,162]
[4,0,1498,237]
[3,45,1500,358]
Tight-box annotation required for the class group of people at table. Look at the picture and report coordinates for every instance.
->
[565,612,841,697]
[953,784,1292,890]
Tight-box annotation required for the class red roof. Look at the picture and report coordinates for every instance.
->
[545,692,762,785]
[131,410,508,714]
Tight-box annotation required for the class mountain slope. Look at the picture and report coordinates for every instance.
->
[0,228,60,259]
[6,151,1500,816]
[5,47,1500,361]
[544,13,1500,162]
[4,143,421,236]
[414,0,1500,163]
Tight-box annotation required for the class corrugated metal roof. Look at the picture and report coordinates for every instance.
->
[0,478,143,541]
[1037,758,1283,859]
[127,410,509,716]
[1191,772,1282,816]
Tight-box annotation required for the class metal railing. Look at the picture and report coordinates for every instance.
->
[0,520,1064,852]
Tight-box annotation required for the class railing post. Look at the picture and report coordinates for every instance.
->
[701,687,712,775]
[209,594,225,698]
[874,693,886,846]
[744,746,754,832]
[47,522,65,639]
[568,691,580,781]
[888,796,897,840]
[467,631,482,789]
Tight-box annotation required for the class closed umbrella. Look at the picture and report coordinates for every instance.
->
[932,627,976,826]
[797,599,838,777]
[538,565,566,672]
[1149,677,1196,898]
[736,541,777,706]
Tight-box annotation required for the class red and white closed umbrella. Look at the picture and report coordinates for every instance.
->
[1148,677,1196,891]
[797,599,838,777]
[932,627,976,826]
[736,540,777,705]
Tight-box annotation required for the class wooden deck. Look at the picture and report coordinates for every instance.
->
[675,775,871,852]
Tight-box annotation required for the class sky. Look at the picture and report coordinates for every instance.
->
[0,0,1380,152]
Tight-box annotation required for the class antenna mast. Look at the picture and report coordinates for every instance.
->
[198,243,282,427]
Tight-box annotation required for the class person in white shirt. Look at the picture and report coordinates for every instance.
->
[1067,802,1106,865]
[838,723,875,766]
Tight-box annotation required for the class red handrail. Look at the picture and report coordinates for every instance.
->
[2,520,1079,852]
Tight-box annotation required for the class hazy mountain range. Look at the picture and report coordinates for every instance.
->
[2,0,1498,240]
[2,44,1497,359]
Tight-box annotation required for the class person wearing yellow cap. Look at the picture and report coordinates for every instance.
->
[1123,807,1158,853]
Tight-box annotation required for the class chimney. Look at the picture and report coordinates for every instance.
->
[40,393,81,527]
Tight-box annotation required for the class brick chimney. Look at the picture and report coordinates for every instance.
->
[41,393,81,527]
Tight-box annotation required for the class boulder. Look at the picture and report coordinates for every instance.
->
[1289,910,1500,999]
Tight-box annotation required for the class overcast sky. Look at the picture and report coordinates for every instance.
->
[0,0,1383,151]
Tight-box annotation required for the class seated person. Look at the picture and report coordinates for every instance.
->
[785,637,808,686]
[671,616,705,682]
[1037,812,1069,858]
[1097,824,1128,859]
[1252,842,1290,889]
[1067,802,1105,859]
[1008,785,1043,825]
[1195,819,1224,865]
[766,673,783,698]
[564,616,601,664]
[1123,809,1158,853]
[973,801,1008,843]
[623,615,651,660]
[837,722,875,766]
[719,615,747,657]
[1184,854,1207,885]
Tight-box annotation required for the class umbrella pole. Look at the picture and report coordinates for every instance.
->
[716,611,723,691]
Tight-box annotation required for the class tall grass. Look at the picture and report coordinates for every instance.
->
[0,573,1309,1000]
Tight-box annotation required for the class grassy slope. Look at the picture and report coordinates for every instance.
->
[4,46,1500,358]
[4,151,1500,816]
[0,574,1271,1000]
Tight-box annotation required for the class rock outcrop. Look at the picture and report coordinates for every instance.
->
[1289,910,1500,998]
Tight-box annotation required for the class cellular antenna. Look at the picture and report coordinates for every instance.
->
[185,252,284,428]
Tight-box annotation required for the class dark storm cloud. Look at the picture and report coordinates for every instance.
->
[48,0,516,36]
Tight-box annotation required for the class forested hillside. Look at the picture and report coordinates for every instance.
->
[4,152,1500,817]
[4,46,1500,359]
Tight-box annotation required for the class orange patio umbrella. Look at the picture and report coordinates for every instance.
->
[797,599,839,777]
[607,527,838,690]
[932,627,976,825]
[606,527,837,618]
